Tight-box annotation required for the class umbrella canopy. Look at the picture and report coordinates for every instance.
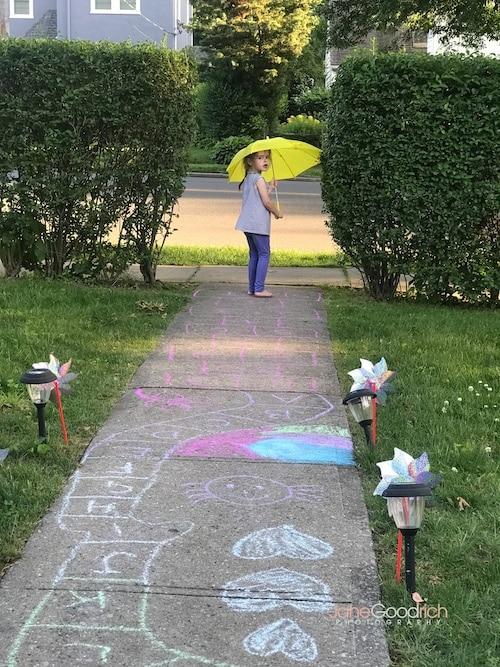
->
[226,136,321,183]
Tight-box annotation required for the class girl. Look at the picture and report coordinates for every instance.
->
[235,150,284,297]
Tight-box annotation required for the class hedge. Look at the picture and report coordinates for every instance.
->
[0,39,197,285]
[322,52,500,304]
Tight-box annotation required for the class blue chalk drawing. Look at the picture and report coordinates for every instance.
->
[247,433,354,465]
[233,525,333,560]
[222,567,332,612]
[244,618,317,662]
[174,425,355,466]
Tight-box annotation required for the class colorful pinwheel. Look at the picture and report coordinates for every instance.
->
[47,354,79,400]
[348,357,396,405]
[373,448,443,496]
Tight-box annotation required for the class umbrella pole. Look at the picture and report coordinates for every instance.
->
[271,164,280,211]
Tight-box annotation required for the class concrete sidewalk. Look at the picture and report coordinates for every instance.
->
[128,264,365,288]
[0,283,389,667]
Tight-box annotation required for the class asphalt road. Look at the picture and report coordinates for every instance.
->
[166,175,339,253]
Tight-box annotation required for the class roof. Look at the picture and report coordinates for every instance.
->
[24,10,58,39]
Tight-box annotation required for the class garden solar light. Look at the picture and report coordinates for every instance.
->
[342,388,377,448]
[382,482,432,595]
[20,367,57,442]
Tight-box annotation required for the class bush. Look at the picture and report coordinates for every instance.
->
[211,136,255,165]
[195,79,265,141]
[322,52,500,304]
[0,39,197,285]
[276,114,323,147]
[286,87,329,120]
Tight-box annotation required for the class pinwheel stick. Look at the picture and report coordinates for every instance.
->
[369,380,377,444]
[396,530,403,582]
[54,381,69,445]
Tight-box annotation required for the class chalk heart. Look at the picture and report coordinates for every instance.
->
[233,524,333,560]
[244,618,317,662]
[222,567,332,612]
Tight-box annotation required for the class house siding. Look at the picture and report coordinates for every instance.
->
[9,0,192,48]
[9,0,55,37]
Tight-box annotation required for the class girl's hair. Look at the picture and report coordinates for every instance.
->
[239,151,270,189]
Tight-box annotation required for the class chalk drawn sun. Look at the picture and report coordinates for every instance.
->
[181,475,322,506]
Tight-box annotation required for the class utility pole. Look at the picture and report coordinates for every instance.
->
[0,0,9,37]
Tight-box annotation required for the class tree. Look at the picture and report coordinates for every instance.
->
[0,0,9,37]
[327,0,500,48]
[190,0,322,136]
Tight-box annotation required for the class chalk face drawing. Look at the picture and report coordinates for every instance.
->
[182,475,323,506]
[232,525,333,560]
[244,618,317,663]
[172,425,354,465]
[222,568,333,613]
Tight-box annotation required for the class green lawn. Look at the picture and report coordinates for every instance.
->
[324,287,499,667]
[157,245,348,267]
[0,277,498,667]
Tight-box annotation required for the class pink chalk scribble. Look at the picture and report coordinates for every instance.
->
[135,388,191,410]
[173,426,354,465]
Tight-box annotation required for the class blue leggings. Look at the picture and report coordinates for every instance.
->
[244,232,270,294]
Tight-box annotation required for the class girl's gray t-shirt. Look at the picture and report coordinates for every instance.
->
[235,172,271,235]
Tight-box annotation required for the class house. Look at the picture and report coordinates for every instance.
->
[326,30,500,85]
[8,0,193,49]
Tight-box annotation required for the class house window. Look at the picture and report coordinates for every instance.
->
[91,0,140,13]
[10,0,34,18]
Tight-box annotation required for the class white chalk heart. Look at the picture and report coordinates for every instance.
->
[233,525,333,560]
[222,567,332,612]
[244,618,317,662]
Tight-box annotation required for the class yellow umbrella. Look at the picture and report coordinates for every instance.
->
[226,136,322,183]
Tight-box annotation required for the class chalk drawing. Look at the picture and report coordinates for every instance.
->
[222,567,333,612]
[64,644,111,663]
[80,391,337,462]
[172,425,354,465]
[232,525,333,560]
[243,618,317,662]
[135,388,192,410]
[6,459,244,667]
[182,475,323,506]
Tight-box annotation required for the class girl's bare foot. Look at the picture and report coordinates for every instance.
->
[254,291,273,298]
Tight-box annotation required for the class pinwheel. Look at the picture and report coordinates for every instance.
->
[374,448,442,583]
[348,357,396,406]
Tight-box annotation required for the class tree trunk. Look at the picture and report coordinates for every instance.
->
[139,259,156,287]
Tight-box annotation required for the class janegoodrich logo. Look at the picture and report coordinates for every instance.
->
[329,592,448,626]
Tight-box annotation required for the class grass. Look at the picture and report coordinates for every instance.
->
[0,274,498,667]
[157,244,348,267]
[0,277,191,571]
[323,287,499,667]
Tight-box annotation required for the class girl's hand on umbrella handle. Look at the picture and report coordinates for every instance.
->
[274,211,284,219]
[268,179,278,192]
